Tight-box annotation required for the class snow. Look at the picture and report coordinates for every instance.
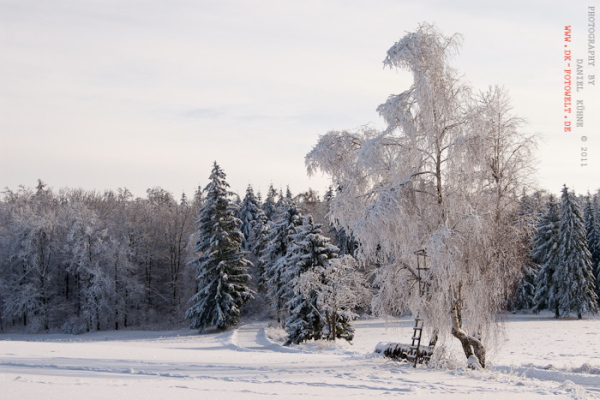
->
[1,313,600,399]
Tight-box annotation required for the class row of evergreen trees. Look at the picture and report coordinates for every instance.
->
[185,163,369,344]
[514,186,600,318]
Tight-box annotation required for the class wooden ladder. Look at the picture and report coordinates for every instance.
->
[407,317,424,367]
[409,249,431,367]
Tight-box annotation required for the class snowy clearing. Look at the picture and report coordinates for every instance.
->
[1,313,599,399]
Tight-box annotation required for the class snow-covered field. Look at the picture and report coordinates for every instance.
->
[1,313,599,399]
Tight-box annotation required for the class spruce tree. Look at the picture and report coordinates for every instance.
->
[584,194,600,299]
[511,193,542,310]
[595,193,600,292]
[260,200,302,324]
[532,195,560,314]
[275,188,286,210]
[250,217,270,291]
[283,215,339,345]
[555,186,598,318]
[285,186,294,203]
[237,185,268,292]
[294,255,368,343]
[185,162,254,332]
[512,261,538,311]
[238,185,267,255]
[262,185,279,221]
[323,186,335,204]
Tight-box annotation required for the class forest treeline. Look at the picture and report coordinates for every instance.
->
[0,178,329,333]
[512,186,600,317]
[1,175,599,335]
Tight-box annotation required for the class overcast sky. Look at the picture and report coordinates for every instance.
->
[1,0,598,198]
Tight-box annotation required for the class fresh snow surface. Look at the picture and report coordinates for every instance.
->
[1,313,599,399]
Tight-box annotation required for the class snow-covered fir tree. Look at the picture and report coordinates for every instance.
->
[260,200,303,324]
[331,226,358,257]
[323,186,335,204]
[250,218,270,291]
[294,254,370,342]
[584,193,600,300]
[185,162,254,332]
[283,215,340,345]
[512,263,537,311]
[262,185,279,221]
[275,188,286,210]
[555,186,598,318]
[532,195,561,315]
[510,193,543,310]
[238,185,267,255]
[236,185,268,292]
[595,193,600,293]
[272,186,294,214]
[284,186,294,203]
[192,185,204,209]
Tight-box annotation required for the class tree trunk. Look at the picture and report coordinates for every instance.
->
[428,330,439,347]
[332,312,337,341]
[326,310,337,341]
[451,304,486,368]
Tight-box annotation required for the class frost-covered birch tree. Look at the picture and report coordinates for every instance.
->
[306,23,536,367]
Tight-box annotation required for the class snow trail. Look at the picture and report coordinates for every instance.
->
[230,322,301,353]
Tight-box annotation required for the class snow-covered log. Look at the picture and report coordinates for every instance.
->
[375,342,434,364]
